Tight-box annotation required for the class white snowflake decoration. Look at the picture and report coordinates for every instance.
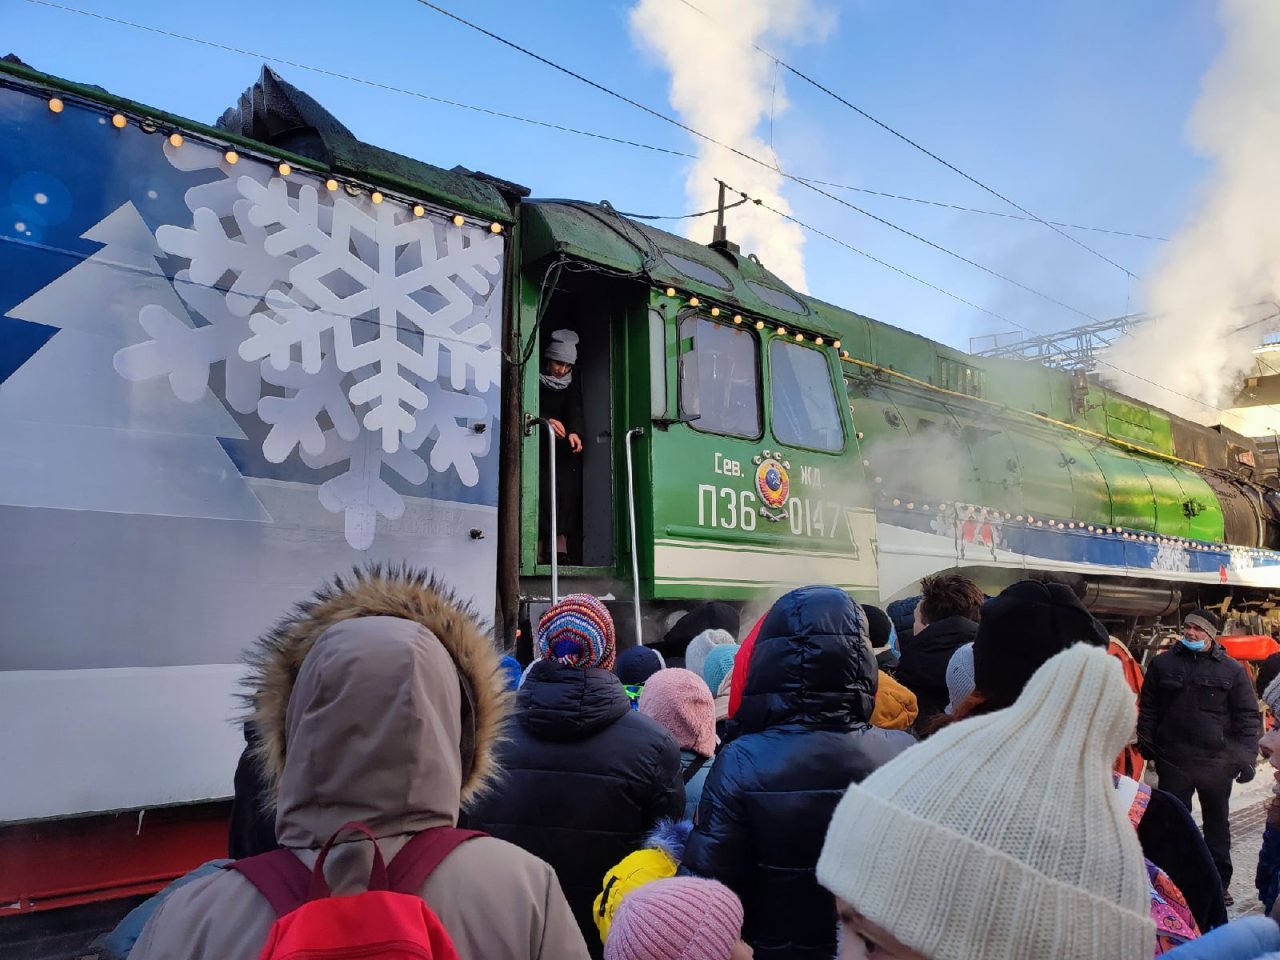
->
[1227,547,1256,573]
[236,176,501,453]
[113,148,503,549]
[1152,539,1191,573]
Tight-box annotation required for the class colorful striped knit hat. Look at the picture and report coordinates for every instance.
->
[538,594,617,670]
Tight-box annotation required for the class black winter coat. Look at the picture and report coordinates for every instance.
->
[463,660,684,958]
[894,615,977,722]
[680,586,915,960]
[227,723,278,860]
[1137,642,1259,772]
[539,376,586,554]
[1137,785,1228,931]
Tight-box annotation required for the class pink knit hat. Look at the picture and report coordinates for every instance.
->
[604,877,744,960]
[638,668,716,757]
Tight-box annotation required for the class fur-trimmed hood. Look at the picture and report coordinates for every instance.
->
[244,565,509,846]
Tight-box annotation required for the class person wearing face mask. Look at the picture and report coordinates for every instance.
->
[1138,608,1261,902]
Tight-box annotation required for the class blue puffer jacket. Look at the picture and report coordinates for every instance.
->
[680,586,916,960]
[1162,917,1280,959]
[1259,821,1280,915]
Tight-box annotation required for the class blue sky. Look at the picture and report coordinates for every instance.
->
[6,0,1221,349]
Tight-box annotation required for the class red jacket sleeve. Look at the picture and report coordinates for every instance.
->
[727,614,764,718]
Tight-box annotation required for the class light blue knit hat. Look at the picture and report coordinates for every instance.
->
[702,643,740,695]
[686,628,736,681]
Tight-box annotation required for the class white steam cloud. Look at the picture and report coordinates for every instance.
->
[629,0,832,293]
[1104,0,1280,426]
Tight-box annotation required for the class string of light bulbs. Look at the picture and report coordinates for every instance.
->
[39,89,506,234]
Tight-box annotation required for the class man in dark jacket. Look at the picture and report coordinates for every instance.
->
[680,585,914,960]
[894,572,984,725]
[1138,608,1260,897]
[465,594,684,958]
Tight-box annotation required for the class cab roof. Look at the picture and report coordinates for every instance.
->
[521,199,841,339]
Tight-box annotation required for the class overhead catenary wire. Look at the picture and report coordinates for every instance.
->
[797,177,1169,242]
[721,181,1256,418]
[21,0,1162,243]
[614,194,749,221]
[712,181,1019,328]
[18,0,699,161]
[406,0,1104,323]
[21,0,1262,420]
[20,0,1115,323]
[403,0,1272,419]
[670,0,1141,279]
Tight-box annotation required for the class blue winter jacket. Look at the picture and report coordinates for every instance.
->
[1260,822,1280,915]
[100,860,228,960]
[1163,917,1280,959]
[680,586,915,960]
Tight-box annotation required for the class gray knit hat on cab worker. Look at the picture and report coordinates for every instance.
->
[544,329,579,365]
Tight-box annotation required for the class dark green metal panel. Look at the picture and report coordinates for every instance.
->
[637,291,873,601]
[1137,460,1192,538]
[1082,384,1111,435]
[519,202,839,338]
[981,357,1061,418]
[517,271,547,578]
[810,300,872,360]
[1057,437,1114,521]
[870,324,941,379]
[1005,432,1075,521]
[1166,469,1226,542]
[1088,450,1157,530]
[958,418,1025,517]
[846,379,921,500]
[1046,374,1077,423]
[1104,395,1176,456]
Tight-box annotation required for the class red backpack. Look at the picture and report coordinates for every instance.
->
[228,821,485,960]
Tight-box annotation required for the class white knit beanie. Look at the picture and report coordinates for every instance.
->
[816,644,1154,960]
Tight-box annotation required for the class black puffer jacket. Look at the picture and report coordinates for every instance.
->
[680,586,915,960]
[1137,641,1259,771]
[464,660,684,958]
[894,614,978,722]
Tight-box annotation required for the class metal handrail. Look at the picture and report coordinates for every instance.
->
[625,427,645,648]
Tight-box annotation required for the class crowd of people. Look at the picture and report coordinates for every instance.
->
[108,565,1280,960]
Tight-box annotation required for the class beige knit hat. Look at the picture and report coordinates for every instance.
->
[816,644,1154,960]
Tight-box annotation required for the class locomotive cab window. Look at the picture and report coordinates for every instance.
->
[678,314,761,438]
[769,339,844,452]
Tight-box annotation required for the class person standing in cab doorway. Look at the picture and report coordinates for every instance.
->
[540,329,584,565]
